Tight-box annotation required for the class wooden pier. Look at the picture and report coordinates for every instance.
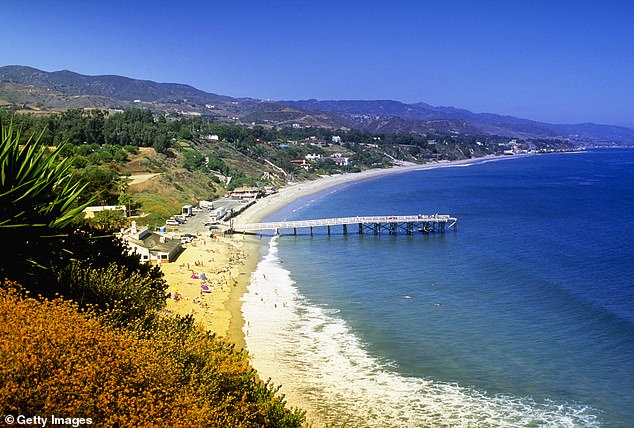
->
[230,214,457,236]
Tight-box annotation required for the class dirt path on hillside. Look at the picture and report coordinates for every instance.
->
[125,173,161,185]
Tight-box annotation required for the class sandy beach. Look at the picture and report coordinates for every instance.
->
[161,233,255,348]
[158,155,523,424]
[160,166,416,347]
[161,160,483,342]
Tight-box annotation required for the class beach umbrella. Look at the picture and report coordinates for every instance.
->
[200,285,211,293]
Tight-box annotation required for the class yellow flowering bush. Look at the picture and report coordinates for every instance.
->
[0,284,305,427]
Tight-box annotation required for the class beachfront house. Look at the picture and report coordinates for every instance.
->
[264,185,278,195]
[119,221,182,264]
[229,186,264,200]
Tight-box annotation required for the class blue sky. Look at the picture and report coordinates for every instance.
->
[4,1,634,127]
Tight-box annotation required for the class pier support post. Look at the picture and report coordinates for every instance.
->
[359,223,363,234]
[343,224,348,234]
[327,225,331,235]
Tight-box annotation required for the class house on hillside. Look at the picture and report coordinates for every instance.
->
[330,155,351,167]
[305,153,323,162]
[268,141,289,149]
[307,139,330,148]
[120,221,182,264]
[203,134,220,141]
[290,159,312,171]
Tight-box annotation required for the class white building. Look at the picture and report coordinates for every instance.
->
[119,221,182,264]
[82,205,127,219]
[331,155,351,167]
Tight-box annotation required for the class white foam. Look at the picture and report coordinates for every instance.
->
[242,238,599,427]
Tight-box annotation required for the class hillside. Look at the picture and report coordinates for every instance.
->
[284,99,634,145]
[2,65,633,145]
[0,65,231,103]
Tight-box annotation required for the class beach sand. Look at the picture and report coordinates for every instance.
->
[159,155,521,425]
[161,232,268,354]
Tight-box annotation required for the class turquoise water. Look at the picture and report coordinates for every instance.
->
[242,150,634,427]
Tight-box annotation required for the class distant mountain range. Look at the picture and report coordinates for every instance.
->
[1,65,633,145]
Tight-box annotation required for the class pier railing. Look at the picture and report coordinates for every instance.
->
[231,214,457,235]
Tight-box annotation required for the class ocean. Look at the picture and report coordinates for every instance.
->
[242,149,634,427]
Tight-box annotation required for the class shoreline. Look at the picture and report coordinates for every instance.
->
[231,153,537,228]
[227,153,537,423]
[232,154,504,226]
[161,153,541,423]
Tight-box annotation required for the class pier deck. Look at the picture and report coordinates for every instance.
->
[231,214,457,235]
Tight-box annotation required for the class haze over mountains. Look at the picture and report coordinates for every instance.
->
[1,65,632,145]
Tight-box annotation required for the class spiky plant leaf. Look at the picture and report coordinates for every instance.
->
[0,123,92,230]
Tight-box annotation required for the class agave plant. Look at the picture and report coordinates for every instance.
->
[1,122,95,286]
[0,122,91,230]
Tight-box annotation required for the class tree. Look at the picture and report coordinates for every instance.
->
[153,133,170,153]
[182,149,204,171]
[75,165,119,205]
[88,209,126,232]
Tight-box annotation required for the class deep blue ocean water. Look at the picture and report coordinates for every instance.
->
[242,150,634,427]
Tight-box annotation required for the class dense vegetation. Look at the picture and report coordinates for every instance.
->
[0,108,575,211]
[0,108,576,230]
[2,108,576,224]
[0,125,306,427]
[0,107,512,168]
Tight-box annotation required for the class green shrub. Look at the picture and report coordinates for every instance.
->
[55,261,168,327]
